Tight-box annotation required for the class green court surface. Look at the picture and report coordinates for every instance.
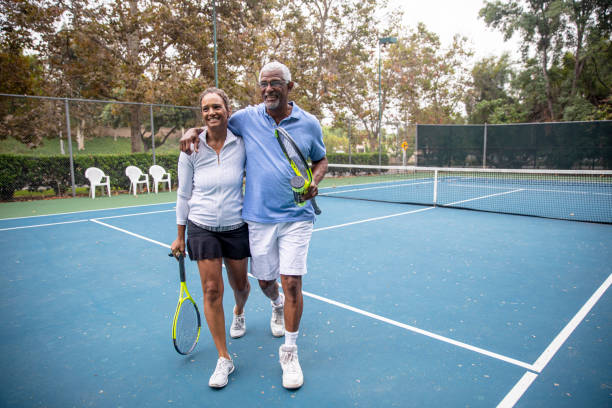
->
[0,191,176,219]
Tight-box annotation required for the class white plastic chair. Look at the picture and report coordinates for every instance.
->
[148,165,172,193]
[84,167,111,199]
[125,165,150,196]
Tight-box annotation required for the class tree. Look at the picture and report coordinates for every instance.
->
[466,53,517,123]
[265,0,380,120]
[480,0,565,121]
[390,23,473,125]
[480,0,611,121]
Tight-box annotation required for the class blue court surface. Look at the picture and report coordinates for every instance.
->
[0,196,610,407]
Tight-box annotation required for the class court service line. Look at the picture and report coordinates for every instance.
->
[313,207,435,232]
[93,208,174,221]
[0,219,89,231]
[90,219,171,249]
[442,189,524,207]
[320,180,433,196]
[91,216,534,372]
[302,290,535,371]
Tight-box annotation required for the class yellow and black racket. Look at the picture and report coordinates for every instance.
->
[169,253,201,355]
[275,127,322,215]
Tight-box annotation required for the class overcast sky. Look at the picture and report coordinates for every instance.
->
[385,0,522,61]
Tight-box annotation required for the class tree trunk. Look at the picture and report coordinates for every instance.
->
[130,104,142,153]
[541,49,555,120]
[76,119,85,150]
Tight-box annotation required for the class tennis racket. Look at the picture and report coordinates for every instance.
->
[274,127,322,215]
[169,253,201,355]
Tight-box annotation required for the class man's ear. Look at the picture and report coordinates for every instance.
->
[287,81,295,92]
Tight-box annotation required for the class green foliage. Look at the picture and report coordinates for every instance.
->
[325,153,388,166]
[0,153,179,201]
[0,136,179,156]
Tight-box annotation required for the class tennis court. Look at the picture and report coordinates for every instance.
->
[0,172,610,407]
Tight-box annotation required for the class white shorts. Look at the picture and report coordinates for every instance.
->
[247,220,314,281]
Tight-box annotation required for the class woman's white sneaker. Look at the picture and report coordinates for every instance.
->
[270,293,285,337]
[208,357,234,388]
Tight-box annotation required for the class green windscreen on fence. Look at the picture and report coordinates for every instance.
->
[417,125,485,167]
[417,121,612,170]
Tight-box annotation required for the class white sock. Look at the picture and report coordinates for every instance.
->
[271,292,284,307]
[285,330,298,346]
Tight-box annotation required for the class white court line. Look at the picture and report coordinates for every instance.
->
[320,180,433,196]
[496,372,539,408]
[0,219,89,231]
[90,208,612,406]
[303,290,535,371]
[93,208,174,221]
[0,208,175,231]
[90,219,170,249]
[442,189,524,207]
[0,200,175,221]
[496,273,612,407]
[531,272,612,372]
[314,207,435,232]
[91,213,534,371]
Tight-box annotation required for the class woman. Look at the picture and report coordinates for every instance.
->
[170,88,250,389]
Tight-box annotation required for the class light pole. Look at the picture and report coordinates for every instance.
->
[378,36,397,165]
[212,0,218,87]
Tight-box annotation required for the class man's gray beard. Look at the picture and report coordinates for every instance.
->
[265,99,280,110]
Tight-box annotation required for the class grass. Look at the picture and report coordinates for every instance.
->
[0,136,181,156]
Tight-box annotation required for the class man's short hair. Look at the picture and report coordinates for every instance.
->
[259,61,292,83]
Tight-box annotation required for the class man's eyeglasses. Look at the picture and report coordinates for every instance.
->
[259,80,286,89]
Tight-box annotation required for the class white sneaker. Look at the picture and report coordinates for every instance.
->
[230,312,245,338]
[208,357,234,388]
[279,344,303,389]
[270,293,285,337]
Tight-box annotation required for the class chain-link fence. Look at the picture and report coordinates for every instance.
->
[0,93,199,200]
[325,118,417,166]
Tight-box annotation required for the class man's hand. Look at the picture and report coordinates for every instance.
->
[302,182,318,201]
[179,127,203,154]
[303,157,327,201]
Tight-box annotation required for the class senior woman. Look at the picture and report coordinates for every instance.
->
[170,87,250,388]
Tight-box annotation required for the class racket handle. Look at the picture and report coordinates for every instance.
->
[311,197,322,215]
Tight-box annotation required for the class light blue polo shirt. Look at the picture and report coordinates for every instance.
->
[228,102,326,223]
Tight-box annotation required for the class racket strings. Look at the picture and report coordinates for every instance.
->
[175,301,199,354]
[280,138,309,178]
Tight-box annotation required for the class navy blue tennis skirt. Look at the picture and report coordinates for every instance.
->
[186,221,250,261]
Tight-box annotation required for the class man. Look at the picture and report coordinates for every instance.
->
[180,61,328,389]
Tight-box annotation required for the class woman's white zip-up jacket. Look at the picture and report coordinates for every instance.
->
[176,128,246,228]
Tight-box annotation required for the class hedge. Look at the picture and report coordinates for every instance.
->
[325,152,388,165]
[0,153,179,201]
[0,151,387,201]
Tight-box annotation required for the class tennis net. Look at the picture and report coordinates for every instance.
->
[320,164,612,224]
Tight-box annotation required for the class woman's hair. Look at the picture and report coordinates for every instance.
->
[198,87,231,113]
[259,61,292,83]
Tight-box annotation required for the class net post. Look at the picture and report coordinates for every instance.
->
[433,169,438,205]
[483,122,487,168]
